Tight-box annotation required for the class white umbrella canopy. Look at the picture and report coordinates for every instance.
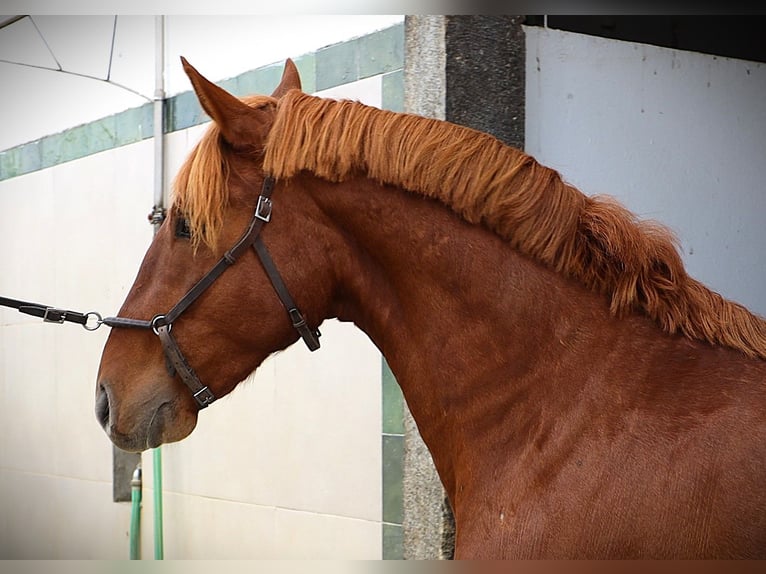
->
[0,14,405,151]
[0,15,155,150]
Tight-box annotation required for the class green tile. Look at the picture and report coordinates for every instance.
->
[382,433,404,525]
[0,149,21,179]
[382,358,404,435]
[167,89,208,133]
[59,124,92,164]
[382,523,404,560]
[39,109,144,171]
[18,140,41,175]
[49,105,154,163]
[235,64,282,97]
[382,70,404,113]
[315,23,403,92]
[316,39,359,91]
[359,22,404,80]
[162,98,175,134]
[115,104,154,146]
[87,114,119,155]
[219,76,239,95]
[39,134,63,170]
[295,53,316,95]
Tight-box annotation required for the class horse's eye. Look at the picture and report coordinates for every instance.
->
[175,217,192,239]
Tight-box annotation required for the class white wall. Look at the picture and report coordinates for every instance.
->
[0,15,401,559]
[0,139,154,559]
[525,26,766,316]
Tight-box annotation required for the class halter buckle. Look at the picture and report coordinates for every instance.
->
[43,307,66,324]
[193,386,216,408]
[255,195,272,222]
[288,307,307,329]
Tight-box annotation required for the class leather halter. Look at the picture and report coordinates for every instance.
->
[102,176,321,408]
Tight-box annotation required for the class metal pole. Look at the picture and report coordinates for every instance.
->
[152,14,166,561]
[149,14,167,229]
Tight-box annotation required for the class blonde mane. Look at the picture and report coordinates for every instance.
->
[174,89,766,360]
[173,95,273,251]
[172,124,227,250]
[263,91,766,360]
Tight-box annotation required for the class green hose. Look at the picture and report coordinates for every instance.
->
[129,464,142,559]
[153,447,164,559]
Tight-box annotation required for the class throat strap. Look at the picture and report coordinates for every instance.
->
[253,237,321,351]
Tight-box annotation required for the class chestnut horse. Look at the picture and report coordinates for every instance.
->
[96,57,766,558]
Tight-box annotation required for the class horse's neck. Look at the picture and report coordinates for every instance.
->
[314,178,645,497]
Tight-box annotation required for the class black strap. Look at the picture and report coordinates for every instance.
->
[102,316,153,329]
[156,324,215,408]
[102,178,277,331]
[159,178,276,327]
[253,237,321,351]
[162,257,235,326]
[0,295,91,327]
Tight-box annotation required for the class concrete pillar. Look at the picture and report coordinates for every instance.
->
[445,15,526,149]
[402,14,526,560]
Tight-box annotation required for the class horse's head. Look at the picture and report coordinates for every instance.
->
[96,58,334,451]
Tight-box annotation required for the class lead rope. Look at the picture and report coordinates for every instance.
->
[0,295,103,330]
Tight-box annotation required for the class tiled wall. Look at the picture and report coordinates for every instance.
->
[0,23,405,559]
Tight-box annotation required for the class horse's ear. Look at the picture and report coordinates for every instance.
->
[180,56,273,148]
[271,58,302,98]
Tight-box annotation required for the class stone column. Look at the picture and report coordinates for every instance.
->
[401,14,526,560]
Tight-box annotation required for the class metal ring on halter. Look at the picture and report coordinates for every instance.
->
[151,314,170,335]
[83,311,103,331]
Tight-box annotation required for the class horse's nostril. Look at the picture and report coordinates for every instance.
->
[95,383,110,429]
